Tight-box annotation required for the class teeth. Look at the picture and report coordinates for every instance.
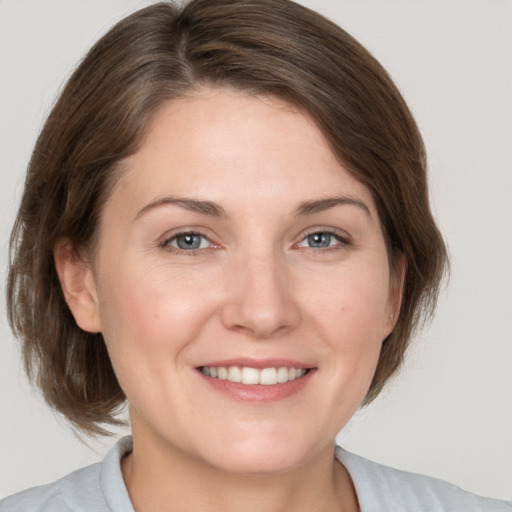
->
[201,366,307,385]
[241,367,259,385]
[259,368,277,385]
[227,366,242,383]
[277,367,289,383]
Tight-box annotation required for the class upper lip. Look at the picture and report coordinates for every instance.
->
[197,358,314,370]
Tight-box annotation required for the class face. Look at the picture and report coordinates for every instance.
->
[62,88,401,474]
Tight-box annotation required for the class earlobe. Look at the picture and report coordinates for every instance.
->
[54,240,102,333]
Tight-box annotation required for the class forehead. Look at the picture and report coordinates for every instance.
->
[111,87,376,217]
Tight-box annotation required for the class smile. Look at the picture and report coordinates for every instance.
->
[200,366,308,385]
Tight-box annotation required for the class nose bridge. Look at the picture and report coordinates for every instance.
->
[222,245,299,338]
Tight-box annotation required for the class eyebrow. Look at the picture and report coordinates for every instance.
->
[135,197,226,220]
[294,196,372,218]
[135,194,371,220]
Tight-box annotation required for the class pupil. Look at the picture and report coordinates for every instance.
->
[177,234,200,250]
[309,233,330,247]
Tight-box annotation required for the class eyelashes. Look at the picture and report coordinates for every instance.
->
[159,231,215,256]
[159,228,351,256]
[296,231,349,250]
[165,232,212,251]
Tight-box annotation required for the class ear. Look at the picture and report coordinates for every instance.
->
[54,239,102,333]
[384,253,407,336]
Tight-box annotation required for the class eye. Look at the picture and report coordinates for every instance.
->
[297,231,347,249]
[163,232,212,251]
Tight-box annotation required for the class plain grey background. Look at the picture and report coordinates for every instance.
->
[1,0,511,501]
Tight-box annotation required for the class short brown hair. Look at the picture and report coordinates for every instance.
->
[7,0,447,436]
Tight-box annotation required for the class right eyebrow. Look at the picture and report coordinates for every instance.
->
[135,196,227,220]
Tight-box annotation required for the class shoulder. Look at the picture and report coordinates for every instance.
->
[0,463,102,512]
[0,437,134,512]
[336,447,512,512]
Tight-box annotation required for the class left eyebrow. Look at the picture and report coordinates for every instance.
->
[294,196,372,218]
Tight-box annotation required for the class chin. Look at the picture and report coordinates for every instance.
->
[206,448,306,475]
[195,427,325,475]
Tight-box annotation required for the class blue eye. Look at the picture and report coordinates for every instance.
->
[166,233,211,251]
[298,232,344,249]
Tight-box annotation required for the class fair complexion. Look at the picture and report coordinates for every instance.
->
[56,88,402,512]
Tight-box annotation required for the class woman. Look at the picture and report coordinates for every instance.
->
[1,0,510,510]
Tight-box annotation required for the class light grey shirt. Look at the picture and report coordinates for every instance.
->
[1,436,510,511]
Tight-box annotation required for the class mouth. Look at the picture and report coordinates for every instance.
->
[199,366,310,385]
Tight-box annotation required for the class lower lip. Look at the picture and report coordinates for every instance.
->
[199,370,315,403]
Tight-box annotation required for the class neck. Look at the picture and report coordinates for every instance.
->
[121,432,358,512]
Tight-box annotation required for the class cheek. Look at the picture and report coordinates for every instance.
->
[305,262,391,341]
[93,262,225,420]
[305,263,390,388]
[95,260,221,367]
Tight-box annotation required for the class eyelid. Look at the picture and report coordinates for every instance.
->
[170,233,211,250]
[158,228,220,253]
[295,227,352,249]
[157,226,351,254]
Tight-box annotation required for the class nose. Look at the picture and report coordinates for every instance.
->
[221,251,301,339]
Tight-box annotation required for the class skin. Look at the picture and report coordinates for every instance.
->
[56,88,403,512]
